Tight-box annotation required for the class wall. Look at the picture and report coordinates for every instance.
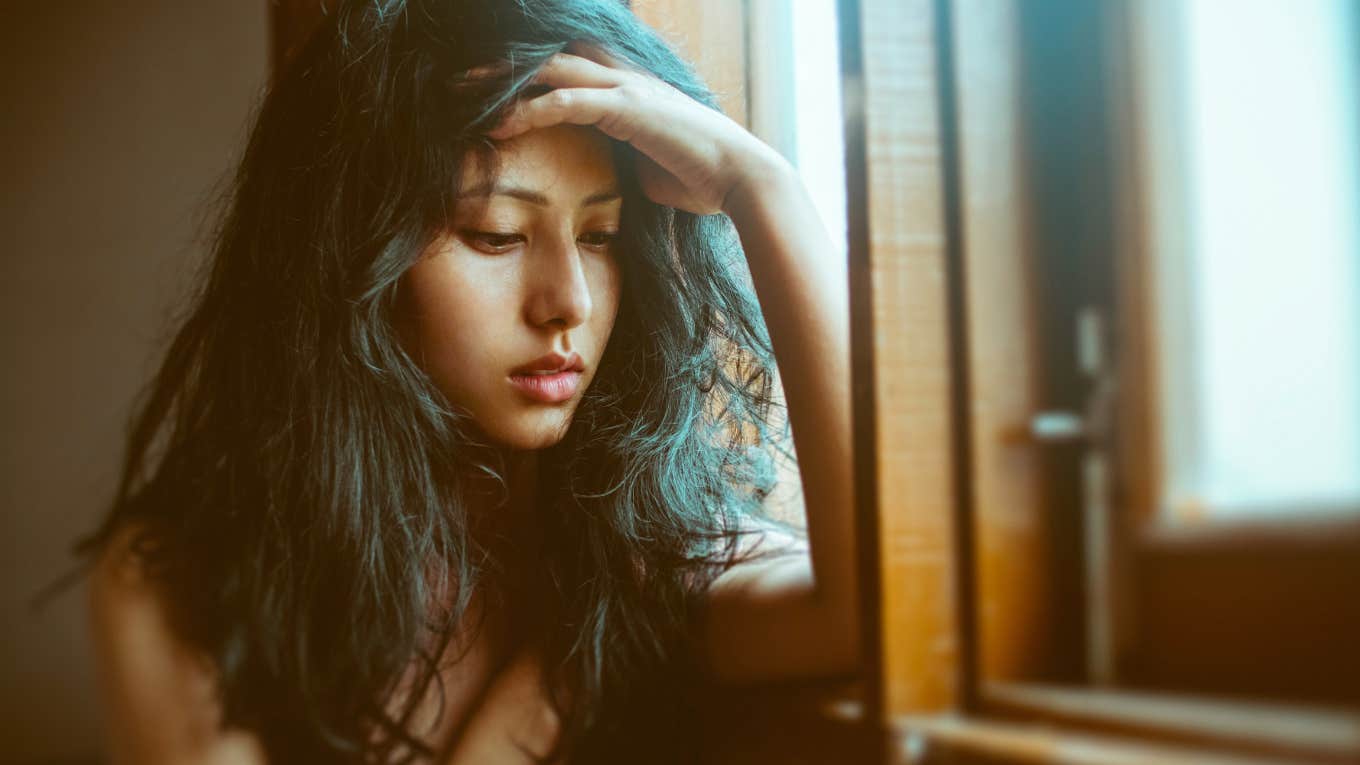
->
[0,3,267,760]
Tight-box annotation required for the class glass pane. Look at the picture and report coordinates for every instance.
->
[749,0,846,261]
[1156,0,1360,519]
[791,0,847,260]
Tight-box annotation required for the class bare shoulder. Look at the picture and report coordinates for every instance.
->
[87,520,266,765]
[88,521,183,647]
[89,520,159,598]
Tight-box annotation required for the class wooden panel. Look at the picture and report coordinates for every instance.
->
[1100,0,1152,687]
[950,0,1055,684]
[856,0,961,717]
[630,0,749,128]
[1126,528,1360,706]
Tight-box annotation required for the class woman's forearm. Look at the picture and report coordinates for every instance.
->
[721,150,859,633]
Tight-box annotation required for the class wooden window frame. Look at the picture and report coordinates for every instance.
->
[839,0,1360,762]
[1105,0,1360,714]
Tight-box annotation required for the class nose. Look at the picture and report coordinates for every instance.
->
[524,230,593,331]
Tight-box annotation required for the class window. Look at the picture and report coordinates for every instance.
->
[1148,0,1360,523]
[839,0,1360,762]
[748,0,847,264]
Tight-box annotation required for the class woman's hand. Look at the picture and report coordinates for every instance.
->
[476,41,787,217]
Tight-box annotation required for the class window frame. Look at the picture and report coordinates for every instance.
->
[847,0,1360,761]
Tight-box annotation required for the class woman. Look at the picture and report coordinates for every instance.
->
[74,0,857,762]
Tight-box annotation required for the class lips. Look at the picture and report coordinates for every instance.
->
[510,352,584,376]
[508,351,585,404]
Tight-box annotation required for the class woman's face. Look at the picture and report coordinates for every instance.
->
[397,124,624,450]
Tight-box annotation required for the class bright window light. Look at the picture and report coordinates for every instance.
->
[790,0,847,261]
[1162,0,1360,518]
[748,0,846,262]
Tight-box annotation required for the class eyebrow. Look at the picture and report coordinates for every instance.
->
[459,183,622,207]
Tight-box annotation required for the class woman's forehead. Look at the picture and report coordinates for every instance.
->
[458,125,620,205]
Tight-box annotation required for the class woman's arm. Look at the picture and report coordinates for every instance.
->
[694,156,859,684]
[87,524,268,765]
[481,41,859,685]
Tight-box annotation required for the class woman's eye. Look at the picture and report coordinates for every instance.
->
[578,230,619,250]
[461,230,524,253]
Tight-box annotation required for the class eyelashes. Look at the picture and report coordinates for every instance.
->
[458,229,619,254]
[461,230,523,253]
[578,230,619,249]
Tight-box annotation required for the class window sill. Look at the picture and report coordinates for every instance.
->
[979,682,1360,765]
[693,678,1360,764]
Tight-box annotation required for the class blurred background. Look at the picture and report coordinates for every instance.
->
[2,0,1357,763]
[972,0,1360,703]
[1,3,267,762]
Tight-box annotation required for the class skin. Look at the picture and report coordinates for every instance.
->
[394,123,624,453]
[88,40,858,765]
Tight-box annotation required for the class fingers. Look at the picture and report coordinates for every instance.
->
[486,86,637,141]
[477,44,678,143]
[527,51,631,90]
[457,45,643,90]
[564,40,646,76]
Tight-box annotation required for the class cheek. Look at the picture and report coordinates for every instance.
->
[591,257,624,334]
[399,256,510,397]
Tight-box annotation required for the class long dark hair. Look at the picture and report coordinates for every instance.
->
[62,0,799,761]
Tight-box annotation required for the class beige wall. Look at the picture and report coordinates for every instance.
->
[0,3,267,760]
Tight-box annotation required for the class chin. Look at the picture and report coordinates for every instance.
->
[482,409,576,451]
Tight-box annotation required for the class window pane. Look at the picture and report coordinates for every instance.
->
[749,0,846,261]
[1158,0,1360,518]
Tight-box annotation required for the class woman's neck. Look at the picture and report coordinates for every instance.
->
[501,447,539,522]
[461,446,542,550]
